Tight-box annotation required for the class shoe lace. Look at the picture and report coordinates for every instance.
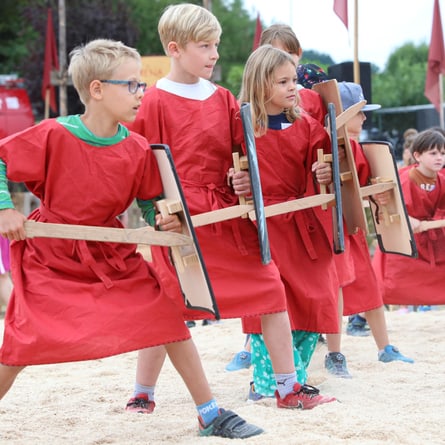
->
[297,384,320,399]
[128,397,150,409]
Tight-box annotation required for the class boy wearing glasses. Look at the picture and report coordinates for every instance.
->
[0,38,262,439]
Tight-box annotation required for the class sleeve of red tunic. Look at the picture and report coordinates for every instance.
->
[350,139,370,185]
[0,121,50,183]
[130,132,164,201]
[298,88,327,126]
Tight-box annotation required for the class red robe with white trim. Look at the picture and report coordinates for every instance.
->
[130,86,287,319]
[242,114,339,334]
[0,120,190,366]
[372,166,445,305]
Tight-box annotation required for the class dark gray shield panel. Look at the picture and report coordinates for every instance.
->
[328,103,345,253]
[240,103,271,265]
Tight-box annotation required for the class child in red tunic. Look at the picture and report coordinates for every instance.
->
[324,82,414,379]
[238,45,339,402]
[127,3,335,412]
[372,129,445,306]
[0,38,262,439]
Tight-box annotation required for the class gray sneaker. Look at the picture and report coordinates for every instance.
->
[325,352,352,378]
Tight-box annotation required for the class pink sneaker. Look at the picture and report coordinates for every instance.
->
[275,383,336,409]
[125,393,155,414]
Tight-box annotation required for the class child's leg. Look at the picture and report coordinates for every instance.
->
[164,339,212,406]
[0,272,12,306]
[326,288,344,353]
[251,331,318,397]
[0,364,24,399]
[260,311,294,375]
[165,338,263,438]
[294,331,319,374]
[135,346,167,387]
[366,306,414,363]
[365,306,389,350]
[259,312,336,408]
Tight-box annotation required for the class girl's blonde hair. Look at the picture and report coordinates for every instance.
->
[158,3,222,53]
[69,38,141,105]
[239,45,299,136]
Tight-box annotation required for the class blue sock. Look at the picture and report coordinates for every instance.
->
[197,399,219,426]
[134,382,155,401]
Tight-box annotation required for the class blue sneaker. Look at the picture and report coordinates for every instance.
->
[247,381,264,402]
[378,345,414,363]
[324,352,352,378]
[346,314,370,337]
[225,351,251,371]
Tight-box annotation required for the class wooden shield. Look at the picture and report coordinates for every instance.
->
[151,144,220,318]
[360,141,417,257]
[313,79,367,235]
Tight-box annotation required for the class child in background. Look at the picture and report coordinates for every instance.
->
[324,82,414,378]
[238,44,338,404]
[0,38,262,439]
[259,23,327,125]
[127,3,330,413]
[372,129,445,308]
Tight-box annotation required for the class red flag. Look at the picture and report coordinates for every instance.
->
[333,0,348,30]
[42,8,59,114]
[252,13,262,51]
[425,0,445,113]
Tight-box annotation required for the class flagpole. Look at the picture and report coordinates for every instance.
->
[440,73,444,129]
[353,0,360,84]
[58,0,67,116]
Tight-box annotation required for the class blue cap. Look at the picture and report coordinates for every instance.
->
[338,81,381,112]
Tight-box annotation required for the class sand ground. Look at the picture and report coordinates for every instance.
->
[0,308,443,445]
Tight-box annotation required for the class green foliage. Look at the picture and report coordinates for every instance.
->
[225,64,244,97]
[0,0,38,73]
[373,43,430,108]
[0,1,434,124]
[301,50,334,68]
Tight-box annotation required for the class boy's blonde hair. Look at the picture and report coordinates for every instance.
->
[158,3,222,53]
[239,45,299,136]
[69,38,141,105]
[260,24,302,57]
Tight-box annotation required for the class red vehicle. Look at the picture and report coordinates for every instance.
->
[0,75,35,138]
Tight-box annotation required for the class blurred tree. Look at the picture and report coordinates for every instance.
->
[373,42,430,108]
[1,1,431,124]
[0,0,37,74]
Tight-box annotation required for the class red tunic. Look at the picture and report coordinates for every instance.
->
[0,120,190,366]
[242,115,339,335]
[342,140,383,314]
[130,86,287,319]
[372,166,445,305]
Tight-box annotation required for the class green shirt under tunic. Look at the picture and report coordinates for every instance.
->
[0,115,159,226]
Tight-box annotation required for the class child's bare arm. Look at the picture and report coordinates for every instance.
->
[0,208,27,240]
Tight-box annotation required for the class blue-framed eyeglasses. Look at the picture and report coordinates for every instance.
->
[100,79,147,94]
